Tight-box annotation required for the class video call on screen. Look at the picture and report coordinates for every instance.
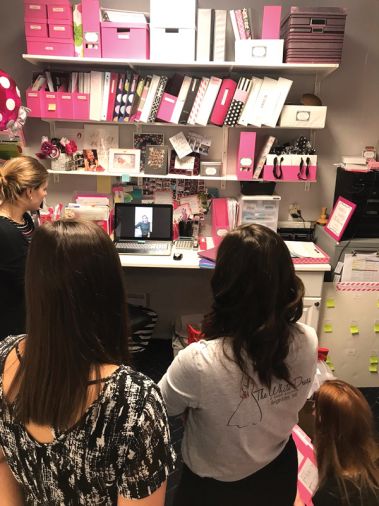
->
[116,206,172,240]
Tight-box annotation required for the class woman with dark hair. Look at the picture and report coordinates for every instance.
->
[159,223,318,506]
[0,220,175,505]
[0,155,48,340]
[312,380,379,506]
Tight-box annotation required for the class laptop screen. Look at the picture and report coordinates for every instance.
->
[114,203,173,241]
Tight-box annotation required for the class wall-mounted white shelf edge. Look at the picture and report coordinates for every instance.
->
[22,54,339,78]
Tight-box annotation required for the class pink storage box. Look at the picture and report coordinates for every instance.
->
[26,88,42,117]
[156,92,177,122]
[47,1,72,21]
[100,22,149,59]
[73,93,90,120]
[25,19,48,38]
[57,92,73,118]
[26,36,75,56]
[236,132,256,181]
[24,2,47,20]
[263,154,317,182]
[48,21,73,39]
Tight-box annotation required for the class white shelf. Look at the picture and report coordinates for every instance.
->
[47,169,239,180]
[40,118,323,129]
[22,54,339,78]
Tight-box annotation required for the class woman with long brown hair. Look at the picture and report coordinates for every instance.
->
[0,155,48,340]
[159,223,318,506]
[313,379,379,505]
[0,220,175,505]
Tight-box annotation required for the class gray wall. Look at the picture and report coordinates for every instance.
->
[0,0,378,335]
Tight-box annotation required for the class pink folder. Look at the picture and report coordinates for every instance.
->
[212,198,230,246]
[261,5,282,39]
[210,78,237,126]
[236,132,256,181]
[292,425,317,505]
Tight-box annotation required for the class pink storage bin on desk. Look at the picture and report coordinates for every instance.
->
[49,21,73,39]
[100,22,150,59]
[26,36,75,56]
[25,19,48,38]
[72,93,90,120]
[26,88,42,117]
[24,1,47,20]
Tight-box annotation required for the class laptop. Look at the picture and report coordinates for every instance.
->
[114,203,173,256]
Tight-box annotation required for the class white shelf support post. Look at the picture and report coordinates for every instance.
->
[221,126,229,191]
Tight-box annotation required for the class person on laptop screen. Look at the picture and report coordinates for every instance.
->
[135,214,151,238]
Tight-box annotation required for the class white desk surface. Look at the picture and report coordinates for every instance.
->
[119,245,331,272]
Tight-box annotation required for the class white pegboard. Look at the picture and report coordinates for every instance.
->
[318,283,379,387]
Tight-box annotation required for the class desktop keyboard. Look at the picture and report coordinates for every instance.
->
[115,241,172,255]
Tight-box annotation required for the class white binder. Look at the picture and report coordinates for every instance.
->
[196,9,212,61]
[195,76,222,126]
[213,9,227,61]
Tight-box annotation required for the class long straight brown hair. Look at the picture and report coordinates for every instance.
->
[314,380,379,504]
[202,223,304,388]
[10,220,130,430]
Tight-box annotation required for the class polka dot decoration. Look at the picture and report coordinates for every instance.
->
[0,69,21,131]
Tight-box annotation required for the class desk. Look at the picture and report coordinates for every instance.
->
[120,247,330,337]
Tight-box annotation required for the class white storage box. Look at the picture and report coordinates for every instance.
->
[279,105,327,128]
[238,195,281,232]
[235,39,284,64]
[150,27,195,62]
[150,0,196,28]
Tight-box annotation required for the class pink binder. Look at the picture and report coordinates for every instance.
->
[292,425,317,506]
[82,0,102,57]
[156,92,177,123]
[210,78,237,126]
[261,5,282,39]
[212,198,230,246]
[236,132,256,181]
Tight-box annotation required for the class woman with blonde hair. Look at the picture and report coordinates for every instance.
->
[0,155,48,340]
[313,379,379,505]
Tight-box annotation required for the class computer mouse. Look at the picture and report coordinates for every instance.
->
[173,252,183,261]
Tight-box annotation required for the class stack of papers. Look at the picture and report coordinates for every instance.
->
[285,242,330,264]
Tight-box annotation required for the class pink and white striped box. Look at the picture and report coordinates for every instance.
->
[100,22,149,59]
[25,19,48,38]
[24,1,47,20]
[26,36,75,56]
[48,21,73,39]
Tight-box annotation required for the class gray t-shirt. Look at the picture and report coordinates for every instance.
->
[159,322,317,481]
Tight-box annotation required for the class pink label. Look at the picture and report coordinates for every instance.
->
[30,25,42,30]
[52,7,64,12]
[29,5,42,10]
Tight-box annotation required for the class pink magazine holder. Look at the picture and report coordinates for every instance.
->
[57,91,73,119]
[210,79,237,126]
[212,198,230,246]
[26,88,43,117]
[82,0,102,57]
[261,5,282,39]
[73,93,90,120]
[40,90,59,119]
[100,22,149,59]
[156,92,177,122]
[236,132,256,181]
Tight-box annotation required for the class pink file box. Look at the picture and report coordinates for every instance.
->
[212,198,230,247]
[24,1,47,20]
[156,92,177,122]
[236,132,256,181]
[26,36,75,56]
[82,0,102,57]
[25,19,48,38]
[26,88,42,117]
[263,154,317,181]
[73,93,90,120]
[100,22,149,59]
[57,92,73,119]
[40,90,59,119]
[47,1,72,21]
[210,79,237,126]
[49,21,73,39]
[261,5,282,39]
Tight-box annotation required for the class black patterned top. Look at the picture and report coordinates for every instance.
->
[0,335,176,505]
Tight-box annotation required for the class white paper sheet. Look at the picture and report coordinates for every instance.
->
[341,253,379,282]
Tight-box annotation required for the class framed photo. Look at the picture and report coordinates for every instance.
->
[108,149,141,175]
[83,149,100,172]
[169,151,200,176]
[133,133,164,172]
[324,196,357,242]
[144,145,168,175]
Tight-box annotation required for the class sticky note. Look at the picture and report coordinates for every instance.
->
[374,323,379,333]
[369,365,378,373]
[323,323,333,333]
[350,324,359,335]
[97,175,112,193]
[369,356,379,364]
[326,299,335,309]
[121,174,130,183]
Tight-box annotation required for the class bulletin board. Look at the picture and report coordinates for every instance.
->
[318,283,379,387]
